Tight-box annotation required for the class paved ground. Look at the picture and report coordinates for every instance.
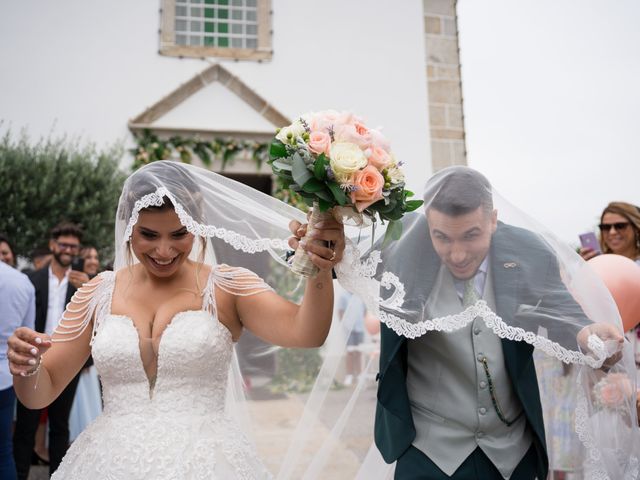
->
[28,465,48,480]
[250,377,379,478]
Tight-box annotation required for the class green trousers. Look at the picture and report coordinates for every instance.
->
[394,445,538,480]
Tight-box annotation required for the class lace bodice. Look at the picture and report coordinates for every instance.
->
[51,267,273,480]
[93,311,232,417]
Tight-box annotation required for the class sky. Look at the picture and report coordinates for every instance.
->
[456,0,640,244]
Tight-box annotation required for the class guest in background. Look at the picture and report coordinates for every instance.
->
[337,290,366,386]
[30,247,52,272]
[13,223,88,479]
[579,201,640,428]
[80,246,100,278]
[0,259,35,479]
[69,245,102,441]
[0,234,16,268]
[579,201,640,262]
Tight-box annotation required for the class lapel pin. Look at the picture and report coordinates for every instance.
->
[503,262,517,269]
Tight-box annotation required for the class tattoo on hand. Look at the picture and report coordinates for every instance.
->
[315,282,324,290]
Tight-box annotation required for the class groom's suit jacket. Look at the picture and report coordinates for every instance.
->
[373,214,590,480]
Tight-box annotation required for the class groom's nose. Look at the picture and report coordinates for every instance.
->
[450,244,467,264]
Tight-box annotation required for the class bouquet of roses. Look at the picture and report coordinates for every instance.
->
[269,110,422,276]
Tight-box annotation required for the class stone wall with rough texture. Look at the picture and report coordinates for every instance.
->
[424,0,467,171]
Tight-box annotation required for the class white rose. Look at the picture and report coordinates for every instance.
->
[329,142,368,184]
[386,163,405,185]
[276,119,306,144]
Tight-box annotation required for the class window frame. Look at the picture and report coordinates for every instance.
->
[159,0,273,61]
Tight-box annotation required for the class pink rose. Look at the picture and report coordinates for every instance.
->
[350,165,385,212]
[308,130,331,156]
[309,110,341,131]
[367,145,392,170]
[336,111,361,127]
[334,123,371,149]
[369,128,391,153]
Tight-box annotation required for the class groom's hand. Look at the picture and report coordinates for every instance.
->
[577,322,624,369]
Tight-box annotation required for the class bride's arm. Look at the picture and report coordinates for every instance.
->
[222,218,344,348]
[10,278,98,409]
[233,269,335,348]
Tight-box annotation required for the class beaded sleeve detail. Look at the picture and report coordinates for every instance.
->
[52,271,115,345]
[202,264,274,316]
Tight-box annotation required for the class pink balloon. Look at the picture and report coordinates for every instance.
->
[587,254,640,332]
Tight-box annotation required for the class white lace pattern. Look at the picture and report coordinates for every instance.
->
[122,187,290,253]
[51,266,273,480]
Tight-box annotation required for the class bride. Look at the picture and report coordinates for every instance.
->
[7,160,345,479]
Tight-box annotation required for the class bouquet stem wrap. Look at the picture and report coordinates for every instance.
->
[291,202,333,278]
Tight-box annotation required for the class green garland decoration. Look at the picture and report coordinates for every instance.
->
[130,129,270,172]
[130,129,309,212]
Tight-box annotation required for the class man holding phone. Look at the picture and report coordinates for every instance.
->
[13,222,88,479]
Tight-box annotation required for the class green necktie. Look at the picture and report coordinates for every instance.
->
[462,278,480,308]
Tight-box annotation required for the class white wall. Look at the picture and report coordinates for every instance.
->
[458,0,640,243]
[0,0,431,193]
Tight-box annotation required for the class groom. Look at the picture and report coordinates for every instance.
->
[373,167,622,480]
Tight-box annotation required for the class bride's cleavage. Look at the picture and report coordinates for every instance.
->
[138,334,161,397]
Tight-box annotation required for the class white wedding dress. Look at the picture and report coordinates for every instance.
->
[52,269,272,479]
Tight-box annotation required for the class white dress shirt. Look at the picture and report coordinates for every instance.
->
[46,265,70,337]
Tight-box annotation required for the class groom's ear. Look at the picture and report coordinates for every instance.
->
[490,209,498,234]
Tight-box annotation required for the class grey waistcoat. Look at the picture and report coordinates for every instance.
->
[406,265,532,479]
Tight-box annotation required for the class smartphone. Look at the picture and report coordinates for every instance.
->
[71,257,85,272]
[579,232,601,254]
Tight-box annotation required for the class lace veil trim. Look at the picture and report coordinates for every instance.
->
[335,243,640,480]
[123,187,290,253]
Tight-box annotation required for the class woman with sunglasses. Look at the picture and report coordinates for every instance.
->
[580,201,640,428]
[580,201,640,262]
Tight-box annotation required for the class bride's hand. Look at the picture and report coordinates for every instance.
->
[288,220,307,251]
[288,217,345,272]
[7,327,52,377]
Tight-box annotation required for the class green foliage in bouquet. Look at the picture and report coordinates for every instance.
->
[269,137,423,245]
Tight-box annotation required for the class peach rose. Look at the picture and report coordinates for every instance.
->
[350,165,385,212]
[366,145,392,170]
[354,121,369,136]
[308,130,331,156]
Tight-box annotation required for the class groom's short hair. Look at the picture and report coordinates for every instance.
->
[428,167,493,217]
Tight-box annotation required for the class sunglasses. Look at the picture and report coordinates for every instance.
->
[598,222,630,232]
